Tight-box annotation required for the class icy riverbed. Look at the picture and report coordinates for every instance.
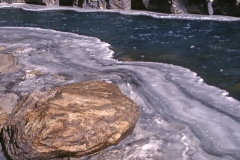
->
[0,27,240,160]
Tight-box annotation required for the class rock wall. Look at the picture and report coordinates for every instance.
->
[0,0,240,16]
[0,0,58,5]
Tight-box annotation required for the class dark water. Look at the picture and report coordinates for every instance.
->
[0,8,240,100]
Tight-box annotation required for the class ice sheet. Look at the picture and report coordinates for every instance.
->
[0,27,240,160]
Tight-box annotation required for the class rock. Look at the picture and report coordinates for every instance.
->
[24,0,59,5]
[1,81,140,160]
[0,93,19,130]
[184,0,209,14]
[0,93,19,114]
[0,108,9,129]
[1,0,240,16]
[131,0,146,10]
[59,0,131,9]
[132,0,240,16]
[0,0,25,3]
[0,0,58,5]
[171,0,188,14]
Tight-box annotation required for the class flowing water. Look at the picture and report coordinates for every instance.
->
[0,4,240,160]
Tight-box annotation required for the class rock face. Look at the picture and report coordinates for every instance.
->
[0,108,9,129]
[59,0,131,9]
[0,0,58,5]
[1,81,140,160]
[132,0,240,16]
[1,0,240,16]
[0,93,19,130]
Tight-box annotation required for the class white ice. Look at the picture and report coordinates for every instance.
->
[0,27,240,160]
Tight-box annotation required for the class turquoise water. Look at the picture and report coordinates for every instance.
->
[0,9,240,100]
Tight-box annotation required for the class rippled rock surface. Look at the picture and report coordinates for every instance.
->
[0,27,240,159]
[1,81,140,160]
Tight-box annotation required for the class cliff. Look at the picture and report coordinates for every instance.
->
[1,0,240,16]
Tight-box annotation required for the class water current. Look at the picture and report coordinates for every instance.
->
[0,4,240,160]
[0,5,240,100]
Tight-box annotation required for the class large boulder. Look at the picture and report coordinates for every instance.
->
[0,108,9,129]
[1,81,140,160]
[0,93,19,129]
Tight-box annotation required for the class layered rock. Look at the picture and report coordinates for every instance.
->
[132,0,240,16]
[0,108,9,129]
[1,0,240,16]
[59,0,131,9]
[1,81,140,160]
[0,0,58,5]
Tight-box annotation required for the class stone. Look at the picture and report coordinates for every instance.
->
[24,0,59,5]
[132,0,240,16]
[0,108,9,129]
[59,0,131,9]
[1,81,140,160]
[1,0,240,16]
[0,93,19,114]
[0,0,58,5]
[0,0,25,3]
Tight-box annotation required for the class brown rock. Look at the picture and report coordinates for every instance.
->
[1,81,140,160]
[0,108,9,129]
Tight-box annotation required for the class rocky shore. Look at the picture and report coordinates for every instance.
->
[1,0,240,16]
[0,46,140,159]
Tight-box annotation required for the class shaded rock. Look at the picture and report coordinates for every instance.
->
[0,0,58,5]
[24,0,59,5]
[132,0,240,16]
[1,81,140,160]
[131,0,146,10]
[172,0,188,14]
[0,108,9,129]
[59,0,131,9]
[0,93,19,114]
[212,0,240,16]
[145,0,172,13]
[0,0,25,3]
[185,0,209,14]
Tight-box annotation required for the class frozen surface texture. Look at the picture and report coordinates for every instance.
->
[0,27,240,159]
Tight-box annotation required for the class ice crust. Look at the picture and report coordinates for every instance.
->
[0,27,240,160]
